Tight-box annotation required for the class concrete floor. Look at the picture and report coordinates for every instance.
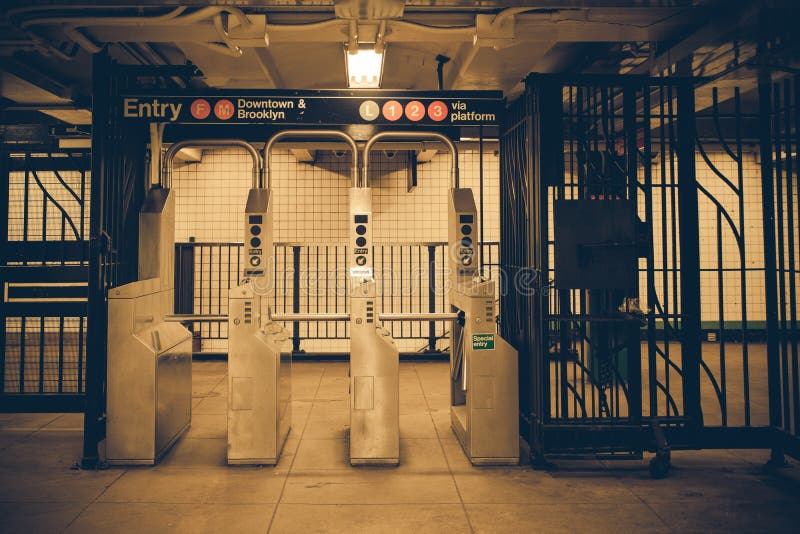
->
[1,360,800,533]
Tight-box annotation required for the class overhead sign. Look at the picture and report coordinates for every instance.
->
[119,90,502,126]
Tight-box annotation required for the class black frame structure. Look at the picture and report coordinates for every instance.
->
[82,52,150,467]
[761,70,800,461]
[501,72,800,469]
[0,148,90,413]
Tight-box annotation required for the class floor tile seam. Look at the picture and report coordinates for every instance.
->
[265,503,468,507]
[266,362,329,533]
[625,490,677,533]
[9,414,62,436]
[69,501,274,508]
[414,364,476,534]
[95,498,282,505]
[457,498,667,505]
[274,500,464,506]
[58,468,127,534]
[136,466,291,473]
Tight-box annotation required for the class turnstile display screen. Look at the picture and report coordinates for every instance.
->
[249,215,263,224]
[354,214,368,223]
[459,214,473,223]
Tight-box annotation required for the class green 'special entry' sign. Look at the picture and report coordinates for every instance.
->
[472,334,495,351]
[119,90,502,126]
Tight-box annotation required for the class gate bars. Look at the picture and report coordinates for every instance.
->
[0,150,90,412]
[761,72,800,461]
[499,73,793,466]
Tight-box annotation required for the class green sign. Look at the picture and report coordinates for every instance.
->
[472,334,495,351]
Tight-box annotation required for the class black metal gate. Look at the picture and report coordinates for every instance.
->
[761,72,800,460]
[0,149,90,412]
[499,73,784,469]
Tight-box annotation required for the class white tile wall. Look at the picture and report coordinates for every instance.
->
[173,146,500,245]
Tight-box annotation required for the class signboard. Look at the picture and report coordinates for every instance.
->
[472,334,495,351]
[119,90,502,126]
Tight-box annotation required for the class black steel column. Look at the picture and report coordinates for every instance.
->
[527,75,563,463]
[624,84,643,424]
[676,78,703,429]
[82,50,111,468]
[0,148,8,394]
[757,20,784,463]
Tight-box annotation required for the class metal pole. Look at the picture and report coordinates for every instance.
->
[162,139,262,189]
[271,313,351,322]
[292,246,301,352]
[164,314,228,322]
[378,313,459,321]
[428,245,437,352]
[479,124,485,276]
[264,130,358,189]
[83,49,110,469]
[757,13,784,464]
[676,76,703,431]
[363,131,459,189]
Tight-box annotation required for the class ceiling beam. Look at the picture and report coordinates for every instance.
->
[631,1,760,75]
[252,48,285,88]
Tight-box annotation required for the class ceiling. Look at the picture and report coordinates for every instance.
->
[0,1,788,127]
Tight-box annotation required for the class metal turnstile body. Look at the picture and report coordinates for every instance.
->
[107,278,193,464]
[448,188,520,465]
[227,187,292,465]
[350,280,400,465]
[348,187,400,465]
[107,187,193,465]
[227,284,292,465]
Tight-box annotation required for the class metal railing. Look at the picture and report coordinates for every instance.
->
[174,240,500,355]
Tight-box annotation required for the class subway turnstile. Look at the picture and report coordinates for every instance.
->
[227,284,291,465]
[348,187,400,465]
[107,187,193,465]
[227,187,292,465]
[448,188,520,465]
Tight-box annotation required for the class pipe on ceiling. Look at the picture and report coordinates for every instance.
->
[17,6,255,56]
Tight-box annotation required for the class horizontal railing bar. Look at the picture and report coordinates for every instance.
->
[174,241,501,248]
[378,313,459,321]
[271,313,350,322]
[164,314,228,322]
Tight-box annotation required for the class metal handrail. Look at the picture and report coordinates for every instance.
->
[162,139,262,189]
[378,313,459,321]
[164,314,228,322]
[363,131,459,188]
[270,313,350,322]
[264,130,358,189]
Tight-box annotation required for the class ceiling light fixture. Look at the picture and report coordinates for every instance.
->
[345,46,385,89]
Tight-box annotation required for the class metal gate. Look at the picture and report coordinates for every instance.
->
[762,73,800,460]
[174,240,500,355]
[499,73,783,469]
[0,149,90,412]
